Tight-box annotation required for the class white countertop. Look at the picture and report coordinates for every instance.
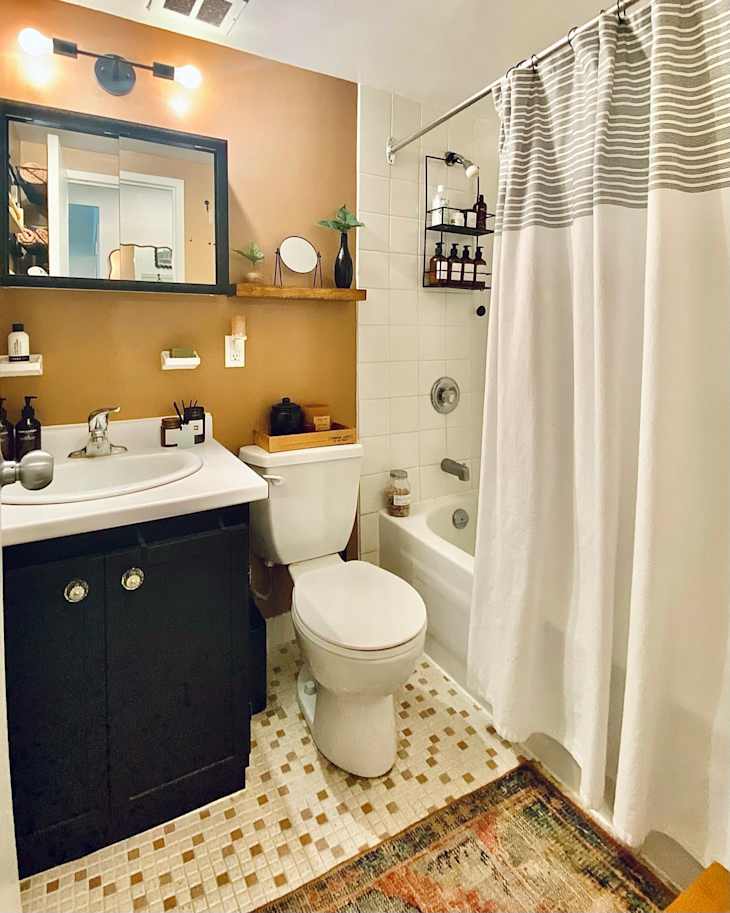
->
[0,415,268,546]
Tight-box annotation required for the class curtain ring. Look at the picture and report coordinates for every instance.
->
[616,0,627,22]
[567,26,578,49]
[530,54,539,71]
[506,58,527,79]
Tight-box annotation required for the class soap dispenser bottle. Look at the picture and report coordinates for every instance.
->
[0,398,14,461]
[15,395,41,459]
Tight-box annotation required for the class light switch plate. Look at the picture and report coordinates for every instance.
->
[225,335,246,368]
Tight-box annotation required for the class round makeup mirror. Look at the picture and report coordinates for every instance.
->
[279,236,318,274]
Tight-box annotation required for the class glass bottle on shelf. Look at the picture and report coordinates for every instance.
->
[474,245,489,285]
[461,245,476,285]
[428,241,448,286]
[431,185,448,226]
[476,194,488,231]
[447,243,462,285]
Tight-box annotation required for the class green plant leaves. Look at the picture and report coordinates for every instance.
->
[232,242,265,264]
[318,204,365,233]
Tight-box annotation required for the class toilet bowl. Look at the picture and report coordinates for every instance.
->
[291,557,426,777]
[238,442,428,778]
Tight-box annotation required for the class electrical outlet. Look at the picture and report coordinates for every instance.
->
[225,335,246,368]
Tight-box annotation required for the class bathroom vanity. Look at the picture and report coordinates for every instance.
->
[1,416,268,876]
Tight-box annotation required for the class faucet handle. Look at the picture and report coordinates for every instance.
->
[88,406,120,432]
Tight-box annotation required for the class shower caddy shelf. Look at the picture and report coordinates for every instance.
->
[422,154,495,291]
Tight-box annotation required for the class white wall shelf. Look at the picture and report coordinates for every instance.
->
[0,355,43,377]
[160,350,200,371]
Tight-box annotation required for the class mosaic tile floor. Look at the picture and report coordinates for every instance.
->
[20,641,521,913]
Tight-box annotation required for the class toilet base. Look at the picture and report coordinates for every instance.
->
[296,666,397,778]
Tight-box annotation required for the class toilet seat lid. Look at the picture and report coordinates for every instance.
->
[293,561,426,652]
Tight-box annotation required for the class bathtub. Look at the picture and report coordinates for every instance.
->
[379,492,476,685]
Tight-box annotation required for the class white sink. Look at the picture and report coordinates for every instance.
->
[3,449,203,505]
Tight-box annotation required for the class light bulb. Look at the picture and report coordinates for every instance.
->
[174,64,202,90]
[18,27,53,57]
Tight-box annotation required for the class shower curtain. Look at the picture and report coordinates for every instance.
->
[469,0,730,867]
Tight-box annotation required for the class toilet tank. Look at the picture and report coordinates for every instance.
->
[239,443,363,565]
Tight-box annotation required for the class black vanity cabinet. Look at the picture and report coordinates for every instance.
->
[3,505,253,877]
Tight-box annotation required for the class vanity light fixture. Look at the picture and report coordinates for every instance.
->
[445,150,480,179]
[16,27,202,97]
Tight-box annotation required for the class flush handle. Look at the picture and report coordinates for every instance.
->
[64,579,89,603]
[262,474,285,486]
[121,567,145,591]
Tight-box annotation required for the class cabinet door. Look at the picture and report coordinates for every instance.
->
[106,523,249,839]
[4,556,108,876]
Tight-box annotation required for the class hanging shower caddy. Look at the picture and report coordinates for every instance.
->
[422,154,494,291]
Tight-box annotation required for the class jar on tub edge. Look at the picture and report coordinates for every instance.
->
[386,469,412,518]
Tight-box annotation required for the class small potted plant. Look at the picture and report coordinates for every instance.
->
[233,242,265,285]
[318,205,365,288]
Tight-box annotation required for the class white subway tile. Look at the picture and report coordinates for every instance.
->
[389,325,419,362]
[389,216,419,254]
[359,399,390,437]
[358,325,389,363]
[390,179,419,218]
[357,288,389,325]
[447,427,471,461]
[419,325,446,361]
[358,362,390,399]
[418,292,445,326]
[389,290,419,325]
[358,211,389,253]
[388,361,419,397]
[419,360,446,395]
[390,431,419,468]
[359,86,392,177]
[359,472,388,514]
[359,512,380,555]
[389,253,419,290]
[357,250,389,289]
[445,295,471,325]
[446,392,471,429]
[419,428,446,466]
[445,324,471,359]
[361,434,392,475]
[446,358,471,392]
[389,396,419,433]
[419,395,446,431]
[358,173,389,215]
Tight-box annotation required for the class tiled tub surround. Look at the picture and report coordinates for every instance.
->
[20,643,520,913]
[356,86,499,563]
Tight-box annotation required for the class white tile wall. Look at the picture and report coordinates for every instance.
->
[356,86,497,562]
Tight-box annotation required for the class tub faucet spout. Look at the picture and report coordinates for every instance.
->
[441,458,470,482]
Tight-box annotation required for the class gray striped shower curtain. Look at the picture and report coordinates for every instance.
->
[469,0,730,866]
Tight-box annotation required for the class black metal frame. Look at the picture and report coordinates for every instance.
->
[1,99,231,295]
[422,154,494,291]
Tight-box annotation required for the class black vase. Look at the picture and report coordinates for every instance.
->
[334,232,353,288]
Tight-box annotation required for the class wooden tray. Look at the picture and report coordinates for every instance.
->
[253,423,357,453]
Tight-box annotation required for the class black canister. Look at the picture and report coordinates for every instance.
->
[270,397,303,436]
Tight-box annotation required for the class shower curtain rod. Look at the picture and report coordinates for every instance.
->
[385,0,647,163]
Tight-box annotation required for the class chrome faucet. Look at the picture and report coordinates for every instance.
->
[441,458,470,482]
[69,407,128,458]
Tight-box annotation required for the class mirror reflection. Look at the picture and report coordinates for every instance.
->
[8,122,216,285]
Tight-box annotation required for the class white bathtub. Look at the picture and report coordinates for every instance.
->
[379,493,476,685]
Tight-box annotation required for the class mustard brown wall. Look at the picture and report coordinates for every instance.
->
[0,0,357,451]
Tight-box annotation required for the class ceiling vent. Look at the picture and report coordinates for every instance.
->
[147,0,249,37]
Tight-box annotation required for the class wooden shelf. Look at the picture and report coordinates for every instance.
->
[234,284,367,301]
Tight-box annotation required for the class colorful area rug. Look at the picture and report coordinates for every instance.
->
[257,762,676,912]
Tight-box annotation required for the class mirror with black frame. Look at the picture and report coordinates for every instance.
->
[2,100,229,294]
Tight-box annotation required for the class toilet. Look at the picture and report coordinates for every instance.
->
[239,442,426,778]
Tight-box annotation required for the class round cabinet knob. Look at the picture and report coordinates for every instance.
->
[121,567,145,591]
[64,579,89,603]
